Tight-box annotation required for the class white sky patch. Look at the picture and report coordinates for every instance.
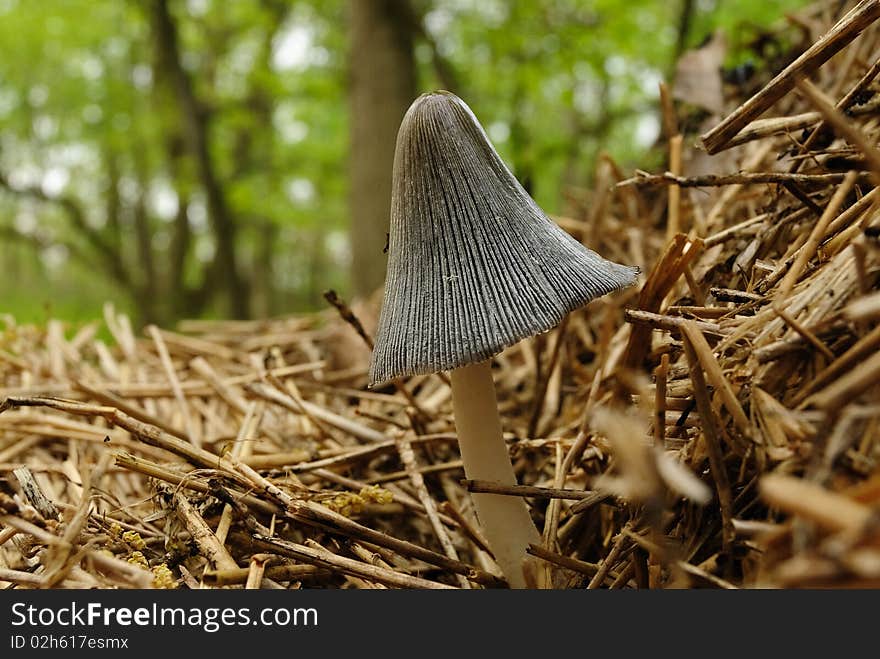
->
[471,43,491,64]
[634,113,660,148]
[286,177,315,205]
[476,0,509,24]
[277,117,308,143]
[50,143,95,169]
[487,121,510,143]
[28,85,48,107]
[309,46,330,67]
[149,180,179,221]
[132,64,153,90]
[42,243,69,270]
[636,8,663,32]
[14,208,37,235]
[187,197,208,232]
[229,37,259,75]
[573,60,592,80]
[79,55,104,81]
[186,0,210,17]
[217,37,261,97]
[118,175,140,205]
[104,37,127,60]
[542,74,567,100]
[325,229,350,267]
[42,167,69,197]
[573,80,599,115]
[604,55,628,78]
[195,236,215,263]
[216,67,246,97]
[0,88,19,117]
[272,23,313,71]
[274,101,309,143]
[424,8,453,36]
[638,68,663,95]
[83,104,102,124]
[438,0,507,25]
[33,115,57,140]
[277,248,304,289]
[8,164,41,189]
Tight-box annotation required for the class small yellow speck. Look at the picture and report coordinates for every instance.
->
[359,485,393,505]
[127,551,149,569]
[122,530,146,550]
[151,564,177,589]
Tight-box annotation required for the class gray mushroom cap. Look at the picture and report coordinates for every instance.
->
[368,91,639,387]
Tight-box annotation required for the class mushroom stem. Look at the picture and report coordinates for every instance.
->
[450,360,541,588]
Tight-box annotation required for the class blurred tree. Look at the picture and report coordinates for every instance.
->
[348,0,416,297]
[150,0,248,318]
[0,0,349,323]
[0,0,809,325]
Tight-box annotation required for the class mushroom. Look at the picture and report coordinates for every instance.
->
[369,91,639,588]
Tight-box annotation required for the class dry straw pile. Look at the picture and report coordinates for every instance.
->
[2,0,879,589]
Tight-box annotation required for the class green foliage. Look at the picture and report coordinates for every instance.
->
[0,0,810,323]
[416,0,809,210]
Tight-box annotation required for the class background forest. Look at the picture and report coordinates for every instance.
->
[0,0,807,326]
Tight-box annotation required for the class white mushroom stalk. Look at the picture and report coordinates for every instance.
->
[450,361,540,588]
[369,91,639,588]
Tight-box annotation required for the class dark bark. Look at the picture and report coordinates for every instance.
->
[168,194,192,317]
[133,152,159,323]
[306,228,328,308]
[104,151,121,252]
[348,0,417,298]
[508,64,534,195]
[150,0,250,318]
[251,220,278,318]
[399,3,461,93]
[675,0,696,59]
[162,130,193,320]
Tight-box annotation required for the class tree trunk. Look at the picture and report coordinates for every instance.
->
[150,0,250,318]
[251,220,278,318]
[675,0,696,59]
[348,0,417,298]
[133,150,160,324]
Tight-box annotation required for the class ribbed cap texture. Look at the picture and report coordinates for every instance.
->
[369,92,639,386]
